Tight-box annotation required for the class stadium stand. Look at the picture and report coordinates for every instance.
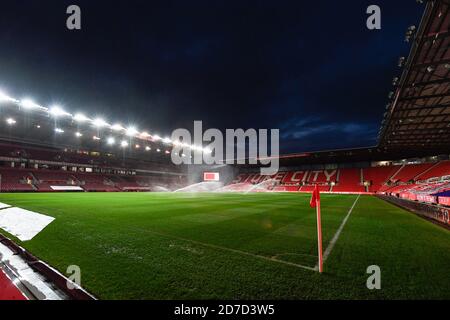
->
[389,163,436,183]
[2,157,449,196]
[363,165,400,192]
[0,0,447,210]
[75,173,118,192]
[0,168,35,192]
[223,161,450,199]
[415,160,450,181]
[332,168,365,193]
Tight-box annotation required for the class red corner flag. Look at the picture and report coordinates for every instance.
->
[310,185,323,273]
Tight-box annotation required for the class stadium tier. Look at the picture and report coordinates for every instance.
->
[225,161,450,205]
[389,163,436,183]
[0,168,185,192]
[331,168,365,193]
[2,138,449,208]
[415,160,450,181]
[0,140,187,192]
[363,165,401,193]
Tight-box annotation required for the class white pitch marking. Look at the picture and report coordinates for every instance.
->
[321,194,361,265]
[134,227,317,271]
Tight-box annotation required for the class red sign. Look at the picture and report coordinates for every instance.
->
[204,172,219,181]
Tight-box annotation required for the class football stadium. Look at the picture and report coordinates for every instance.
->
[0,0,449,304]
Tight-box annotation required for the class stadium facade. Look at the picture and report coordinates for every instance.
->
[0,0,449,302]
[0,0,449,212]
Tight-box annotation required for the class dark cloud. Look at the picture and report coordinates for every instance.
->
[0,0,423,153]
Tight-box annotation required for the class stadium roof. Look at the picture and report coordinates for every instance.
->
[378,0,450,153]
[251,1,450,168]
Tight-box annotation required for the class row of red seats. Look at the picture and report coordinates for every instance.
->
[331,168,365,193]
[0,168,35,192]
[233,170,338,185]
[390,163,436,183]
[0,142,179,173]
[229,161,450,194]
[0,167,180,192]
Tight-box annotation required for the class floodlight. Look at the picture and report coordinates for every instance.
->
[21,99,42,110]
[6,118,16,125]
[93,136,101,141]
[75,132,83,137]
[0,91,17,103]
[126,126,138,136]
[111,124,125,131]
[107,137,115,145]
[165,150,170,154]
[36,125,41,129]
[93,118,108,127]
[152,134,161,141]
[50,106,70,117]
[163,137,172,144]
[156,148,161,152]
[74,113,90,122]
[120,140,128,148]
[55,128,64,133]
[145,146,151,151]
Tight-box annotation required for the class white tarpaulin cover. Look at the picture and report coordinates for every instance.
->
[50,186,83,191]
[0,207,55,241]
[0,202,11,209]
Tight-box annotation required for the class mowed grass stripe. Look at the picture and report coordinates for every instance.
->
[0,192,448,299]
[0,192,359,270]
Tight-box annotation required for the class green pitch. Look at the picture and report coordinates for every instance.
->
[0,192,449,299]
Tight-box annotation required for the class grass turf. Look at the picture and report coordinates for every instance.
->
[0,192,449,299]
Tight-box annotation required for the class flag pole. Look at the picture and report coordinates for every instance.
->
[316,196,323,273]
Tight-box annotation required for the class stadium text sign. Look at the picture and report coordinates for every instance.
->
[171,121,279,175]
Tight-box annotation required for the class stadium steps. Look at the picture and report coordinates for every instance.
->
[392,163,436,183]
[28,172,39,185]
[414,161,445,180]
[360,168,364,184]
[410,162,439,181]
[389,164,406,182]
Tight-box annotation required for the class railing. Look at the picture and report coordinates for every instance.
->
[378,195,449,227]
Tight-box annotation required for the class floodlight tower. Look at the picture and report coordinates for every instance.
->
[93,118,108,138]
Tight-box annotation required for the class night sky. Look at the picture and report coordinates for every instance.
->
[0,0,423,153]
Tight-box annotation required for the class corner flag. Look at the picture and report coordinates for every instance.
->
[310,185,323,273]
